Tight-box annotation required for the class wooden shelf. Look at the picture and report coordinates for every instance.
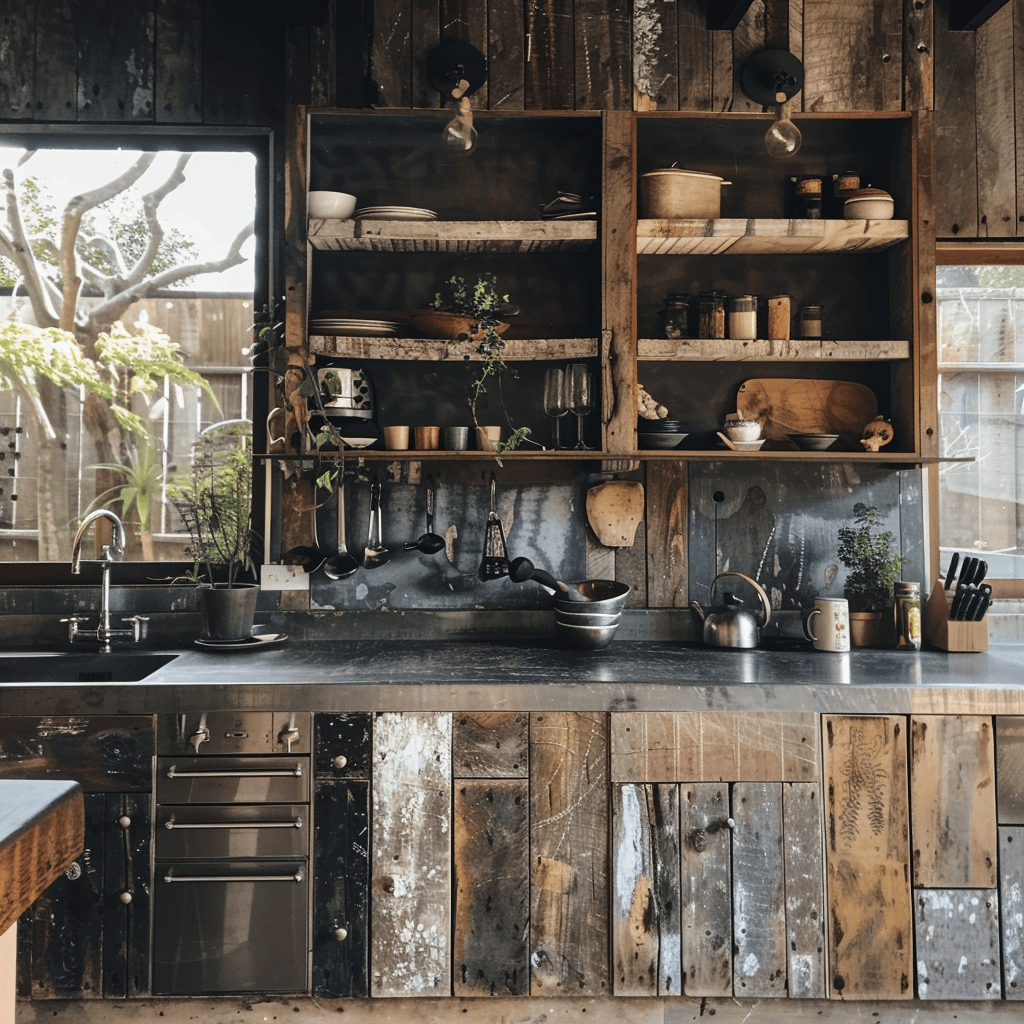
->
[638,338,911,361]
[309,336,599,361]
[636,218,909,255]
[308,218,598,252]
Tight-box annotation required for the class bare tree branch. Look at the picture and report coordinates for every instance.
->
[2,167,60,326]
[122,153,190,292]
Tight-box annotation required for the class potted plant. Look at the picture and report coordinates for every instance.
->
[171,419,259,641]
[837,502,907,646]
[409,272,515,341]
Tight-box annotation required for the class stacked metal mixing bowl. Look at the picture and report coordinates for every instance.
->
[553,580,631,650]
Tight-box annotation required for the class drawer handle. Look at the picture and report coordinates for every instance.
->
[163,816,303,830]
[163,869,304,884]
[165,765,303,778]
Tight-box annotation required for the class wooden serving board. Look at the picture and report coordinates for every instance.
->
[736,378,878,445]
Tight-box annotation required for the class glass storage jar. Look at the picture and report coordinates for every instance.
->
[799,303,823,338]
[727,294,758,340]
[661,293,692,339]
[697,291,726,339]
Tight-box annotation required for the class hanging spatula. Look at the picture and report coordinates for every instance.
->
[478,472,510,581]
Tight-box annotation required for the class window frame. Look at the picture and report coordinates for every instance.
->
[0,124,273,586]
[933,240,1024,599]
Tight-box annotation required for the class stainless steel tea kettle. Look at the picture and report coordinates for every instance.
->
[691,571,772,649]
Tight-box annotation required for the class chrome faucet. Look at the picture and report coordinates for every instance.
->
[63,509,148,653]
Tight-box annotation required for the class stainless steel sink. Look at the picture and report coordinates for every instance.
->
[0,652,179,683]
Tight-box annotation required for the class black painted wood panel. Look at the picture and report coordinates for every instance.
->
[155,0,203,123]
[77,0,155,122]
[314,712,372,779]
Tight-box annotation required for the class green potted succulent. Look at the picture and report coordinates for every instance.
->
[171,419,259,641]
[837,502,907,646]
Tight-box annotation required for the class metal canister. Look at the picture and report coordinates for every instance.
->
[894,580,922,650]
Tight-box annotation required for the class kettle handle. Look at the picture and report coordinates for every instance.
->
[709,571,772,628]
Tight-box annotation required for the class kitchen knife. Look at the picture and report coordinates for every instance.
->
[957,556,976,591]
[971,583,993,621]
[949,582,970,620]
[970,559,988,587]
[961,585,983,622]
[944,552,960,590]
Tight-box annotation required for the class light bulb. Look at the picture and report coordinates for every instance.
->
[765,103,802,159]
[442,94,477,156]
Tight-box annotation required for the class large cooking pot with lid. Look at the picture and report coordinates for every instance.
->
[640,168,731,220]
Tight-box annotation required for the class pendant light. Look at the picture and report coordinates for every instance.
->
[426,40,487,157]
[740,49,805,159]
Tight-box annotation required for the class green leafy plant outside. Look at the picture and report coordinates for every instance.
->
[837,502,907,612]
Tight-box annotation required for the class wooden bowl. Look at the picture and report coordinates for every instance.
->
[407,311,509,341]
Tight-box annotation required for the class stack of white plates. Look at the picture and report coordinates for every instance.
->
[308,318,403,337]
[354,206,438,221]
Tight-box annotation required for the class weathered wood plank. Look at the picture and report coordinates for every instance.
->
[934,0,978,237]
[201,3,279,125]
[633,0,679,111]
[644,461,687,607]
[369,0,411,108]
[575,0,631,110]
[732,782,786,997]
[307,2,337,107]
[638,339,910,361]
[975,3,1016,237]
[999,825,1024,998]
[488,0,524,109]
[370,712,451,997]
[452,712,528,778]
[314,713,372,780]
[903,0,934,112]
[309,336,598,361]
[440,1,488,108]
[784,781,826,999]
[0,0,35,118]
[312,780,370,998]
[453,779,529,996]
[525,0,574,110]
[610,712,819,784]
[530,711,608,996]
[996,716,1024,823]
[678,0,713,110]
[803,0,902,112]
[914,889,1001,999]
[155,0,202,122]
[1017,0,1024,237]
[309,218,598,250]
[681,782,732,996]
[824,715,912,1000]
[611,784,681,996]
[729,0,764,114]
[910,715,997,888]
[77,0,154,121]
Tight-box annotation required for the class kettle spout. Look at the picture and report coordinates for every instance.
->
[690,600,706,622]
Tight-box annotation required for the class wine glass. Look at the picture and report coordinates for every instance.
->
[542,368,568,449]
[566,363,593,450]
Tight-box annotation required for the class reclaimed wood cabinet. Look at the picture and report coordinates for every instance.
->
[0,716,153,999]
[282,107,932,466]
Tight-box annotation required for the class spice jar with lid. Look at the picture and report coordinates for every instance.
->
[893,581,922,651]
[793,176,823,218]
[697,291,726,339]
[799,303,823,339]
[661,293,692,339]
[727,294,758,340]
[767,295,791,341]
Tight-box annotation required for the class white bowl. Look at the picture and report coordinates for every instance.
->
[309,191,357,220]
[725,420,761,442]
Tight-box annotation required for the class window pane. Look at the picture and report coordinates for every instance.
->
[937,266,1024,578]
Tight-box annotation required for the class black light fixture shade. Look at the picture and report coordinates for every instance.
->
[426,39,487,98]
[740,48,805,106]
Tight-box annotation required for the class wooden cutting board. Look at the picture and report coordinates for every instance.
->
[586,481,644,548]
[735,378,878,444]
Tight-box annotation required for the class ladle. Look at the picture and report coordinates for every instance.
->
[362,479,391,570]
[508,556,577,598]
[323,474,359,579]
[405,474,445,555]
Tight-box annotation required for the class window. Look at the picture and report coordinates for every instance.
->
[936,245,1024,593]
[0,130,267,569]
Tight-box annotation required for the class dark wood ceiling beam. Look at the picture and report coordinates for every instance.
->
[948,0,1012,30]
[706,0,757,31]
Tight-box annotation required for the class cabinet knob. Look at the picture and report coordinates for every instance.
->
[117,814,132,829]
[119,891,133,905]
[333,754,348,769]
[64,861,82,881]
[334,927,348,942]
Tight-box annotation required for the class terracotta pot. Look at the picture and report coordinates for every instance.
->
[849,610,883,648]
[407,311,509,341]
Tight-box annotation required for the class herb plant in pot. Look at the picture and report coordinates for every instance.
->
[836,502,907,647]
[172,420,259,641]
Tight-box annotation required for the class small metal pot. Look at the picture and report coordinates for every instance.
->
[691,571,771,649]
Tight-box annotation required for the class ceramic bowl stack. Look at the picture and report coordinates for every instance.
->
[638,417,688,450]
[553,580,631,650]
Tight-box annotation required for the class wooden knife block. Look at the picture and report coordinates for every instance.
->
[923,580,988,652]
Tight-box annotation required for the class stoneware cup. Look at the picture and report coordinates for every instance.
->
[476,425,502,451]
[804,596,850,652]
[414,426,440,450]
[442,426,470,450]
[383,425,410,450]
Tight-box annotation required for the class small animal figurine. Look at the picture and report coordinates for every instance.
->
[860,415,893,452]
[636,382,668,420]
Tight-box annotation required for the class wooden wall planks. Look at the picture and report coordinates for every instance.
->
[783,781,826,999]
[823,714,913,1000]
[530,711,609,996]
[910,715,997,888]
[999,826,1024,999]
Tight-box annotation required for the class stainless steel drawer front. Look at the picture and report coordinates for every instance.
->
[156,756,310,804]
[155,803,309,860]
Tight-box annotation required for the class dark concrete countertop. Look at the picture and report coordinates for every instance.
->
[0,640,1021,715]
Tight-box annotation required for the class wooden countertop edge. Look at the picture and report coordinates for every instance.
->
[0,780,84,933]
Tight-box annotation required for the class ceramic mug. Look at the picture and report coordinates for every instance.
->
[804,596,850,652]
